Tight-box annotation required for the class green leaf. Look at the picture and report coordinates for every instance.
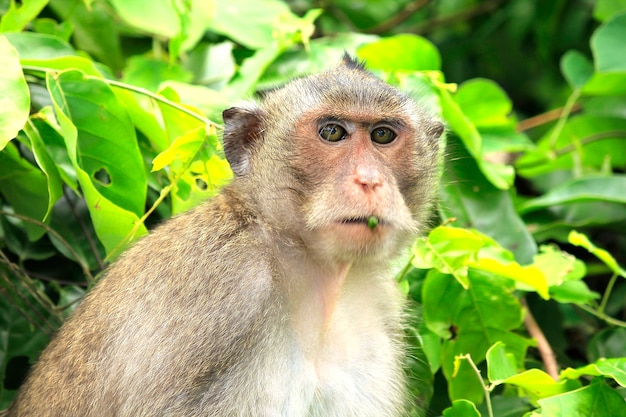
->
[0,144,50,241]
[503,369,579,398]
[5,31,77,59]
[109,0,213,53]
[561,50,594,90]
[591,12,626,73]
[22,116,64,222]
[442,399,482,417]
[209,0,292,50]
[49,0,124,71]
[224,42,288,99]
[413,226,486,288]
[122,56,193,93]
[472,258,549,299]
[537,380,626,416]
[588,328,626,362]
[152,127,209,172]
[438,87,481,158]
[440,136,537,263]
[358,34,441,71]
[0,0,48,32]
[561,359,626,386]
[594,0,626,21]
[21,56,103,77]
[520,176,626,214]
[568,230,626,277]
[486,342,517,384]
[0,36,30,151]
[550,280,600,305]
[47,70,148,257]
[453,79,513,129]
[422,270,531,400]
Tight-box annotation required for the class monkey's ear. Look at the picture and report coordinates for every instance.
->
[222,105,263,176]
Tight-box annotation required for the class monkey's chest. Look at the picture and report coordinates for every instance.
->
[275,308,403,416]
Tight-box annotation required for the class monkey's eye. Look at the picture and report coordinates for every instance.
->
[371,127,397,144]
[319,124,347,142]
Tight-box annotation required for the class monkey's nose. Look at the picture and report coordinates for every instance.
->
[355,164,382,192]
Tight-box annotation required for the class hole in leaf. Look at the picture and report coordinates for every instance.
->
[93,168,111,186]
[195,178,208,191]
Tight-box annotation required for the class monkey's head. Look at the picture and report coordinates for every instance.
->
[223,57,444,264]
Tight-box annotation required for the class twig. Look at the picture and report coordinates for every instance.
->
[412,0,507,34]
[517,104,582,132]
[364,0,430,34]
[521,298,559,380]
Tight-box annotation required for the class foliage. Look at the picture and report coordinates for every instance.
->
[1,0,626,416]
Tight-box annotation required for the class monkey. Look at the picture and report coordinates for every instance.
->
[8,56,443,417]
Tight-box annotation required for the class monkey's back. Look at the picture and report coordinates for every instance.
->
[9,189,285,416]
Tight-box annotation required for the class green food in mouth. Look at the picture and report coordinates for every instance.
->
[367,216,378,230]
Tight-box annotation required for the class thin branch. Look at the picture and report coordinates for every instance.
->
[517,104,582,132]
[516,131,626,170]
[364,0,430,34]
[411,0,507,34]
[521,298,559,380]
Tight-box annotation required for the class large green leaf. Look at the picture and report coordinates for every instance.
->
[47,70,148,257]
[0,36,30,150]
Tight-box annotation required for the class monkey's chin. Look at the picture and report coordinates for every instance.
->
[306,221,403,263]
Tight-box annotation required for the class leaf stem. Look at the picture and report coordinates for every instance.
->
[458,354,494,417]
[548,88,581,148]
[577,303,626,328]
[598,273,619,315]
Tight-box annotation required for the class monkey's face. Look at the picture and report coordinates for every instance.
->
[223,61,442,264]
[289,108,439,263]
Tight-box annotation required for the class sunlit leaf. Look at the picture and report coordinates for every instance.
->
[562,358,626,387]
[0,0,48,32]
[569,230,626,277]
[0,36,30,150]
[486,342,517,384]
[503,369,579,398]
[47,70,148,257]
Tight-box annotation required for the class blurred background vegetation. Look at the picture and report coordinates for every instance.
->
[1,0,625,415]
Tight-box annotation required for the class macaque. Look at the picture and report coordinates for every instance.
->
[9,56,443,416]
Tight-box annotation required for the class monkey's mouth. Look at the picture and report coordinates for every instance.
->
[340,216,384,228]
